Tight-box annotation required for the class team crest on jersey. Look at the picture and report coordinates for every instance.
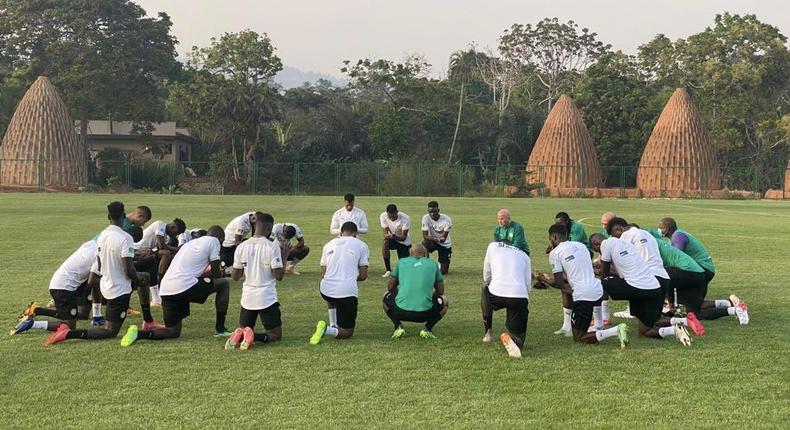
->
[619,250,628,256]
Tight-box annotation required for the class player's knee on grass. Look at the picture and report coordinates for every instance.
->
[439,295,449,316]
[267,327,282,342]
[336,328,354,339]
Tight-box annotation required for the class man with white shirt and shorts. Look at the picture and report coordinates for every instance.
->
[271,222,309,275]
[226,213,285,350]
[12,226,143,336]
[221,212,255,269]
[589,234,693,346]
[380,204,411,278]
[536,224,628,348]
[310,222,369,345]
[118,225,232,346]
[329,193,369,236]
[421,201,452,275]
[481,239,531,358]
[44,202,149,346]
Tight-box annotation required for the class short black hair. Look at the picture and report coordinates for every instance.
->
[344,193,355,202]
[207,225,224,238]
[107,201,125,221]
[125,226,143,242]
[555,212,571,223]
[548,224,568,238]
[258,213,274,226]
[661,217,678,231]
[192,229,207,239]
[173,218,186,234]
[386,204,398,214]
[283,225,296,239]
[606,217,629,236]
[428,201,439,209]
[628,222,640,229]
[137,205,152,220]
[341,221,358,233]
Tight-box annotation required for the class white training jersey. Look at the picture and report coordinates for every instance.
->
[223,212,254,247]
[271,223,303,243]
[421,213,452,248]
[160,236,221,296]
[319,236,370,298]
[483,241,531,299]
[379,211,412,246]
[49,240,98,291]
[330,207,369,236]
[548,241,603,302]
[599,237,660,290]
[177,228,203,247]
[233,236,284,310]
[96,225,136,300]
[620,228,669,280]
[135,220,166,249]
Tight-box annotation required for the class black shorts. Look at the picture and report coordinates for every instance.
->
[135,257,159,286]
[571,297,603,333]
[385,239,411,259]
[320,293,358,329]
[161,277,217,328]
[601,276,663,327]
[382,291,444,323]
[105,293,132,323]
[703,269,715,287]
[484,286,529,339]
[239,303,282,330]
[49,287,82,320]
[220,245,237,267]
[424,240,452,264]
[666,268,707,313]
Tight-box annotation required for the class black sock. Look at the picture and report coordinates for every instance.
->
[384,258,391,272]
[34,307,59,318]
[699,307,729,320]
[215,312,227,333]
[66,329,86,339]
[483,315,493,331]
[253,333,270,343]
[141,304,153,323]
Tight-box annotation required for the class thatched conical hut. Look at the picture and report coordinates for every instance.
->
[637,88,720,194]
[785,160,790,198]
[526,94,602,190]
[1,76,84,190]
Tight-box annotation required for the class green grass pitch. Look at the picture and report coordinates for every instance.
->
[1,194,789,428]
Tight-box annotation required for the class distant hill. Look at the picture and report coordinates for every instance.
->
[274,66,347,89]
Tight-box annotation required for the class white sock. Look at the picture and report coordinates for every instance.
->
[328,309,337,327]
[92,303,103,318]
[595,326,619,342]
[727,307,736,316]
[658,326,675,338]
[593,306,604,330]
[325,326,339,337]
[561,308,572,331]
[150,285,161,302]
[715,300,731,309]
[32,320,48,330]
[601,300,610,320]
[670,317,687,326]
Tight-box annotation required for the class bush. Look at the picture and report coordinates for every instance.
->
[129,161,176,190]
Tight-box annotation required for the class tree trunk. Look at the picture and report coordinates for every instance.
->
[448,81,465,164]
[80,117,89,185]
[231,137,240,181]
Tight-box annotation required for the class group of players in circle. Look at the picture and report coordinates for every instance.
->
[10,193,749,358]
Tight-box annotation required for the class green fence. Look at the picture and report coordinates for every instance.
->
[0,158,787,198]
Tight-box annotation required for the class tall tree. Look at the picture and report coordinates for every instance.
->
[499,18,610,113]
[0,0,179,153]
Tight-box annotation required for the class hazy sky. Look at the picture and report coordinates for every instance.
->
[136,0,789,78]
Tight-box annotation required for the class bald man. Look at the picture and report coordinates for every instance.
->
[600,212,615,238]
[382,244,448,339]
[493,209,529,254]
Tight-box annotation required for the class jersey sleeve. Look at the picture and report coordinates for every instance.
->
[319,243,330,267]
[379,212,389,229]
[121,235,135,258]
[421,215,430,232]
[357,211,369,234]
[359,242,370,266]
[671,232,689,251]
[155,222,166,238]
[293,224,303,240]
[401,214,411,231]
[329,212,341,236]
[599,239,613,262]
[209,238,221,262]
[513,224,529,254]
[271,245,283,269]
[483,245,492,283]
[232,244,245,269]
[445,216,452,231]
[549,250,563,274]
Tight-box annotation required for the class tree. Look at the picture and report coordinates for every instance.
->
[499,18,610,113]
[0,0,179,154]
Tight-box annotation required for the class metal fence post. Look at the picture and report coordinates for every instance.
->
[375,164,382,195]
[457,165,464,196]
[416,163,423,195]
[293,161,300,194]
[334,162,340,194]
